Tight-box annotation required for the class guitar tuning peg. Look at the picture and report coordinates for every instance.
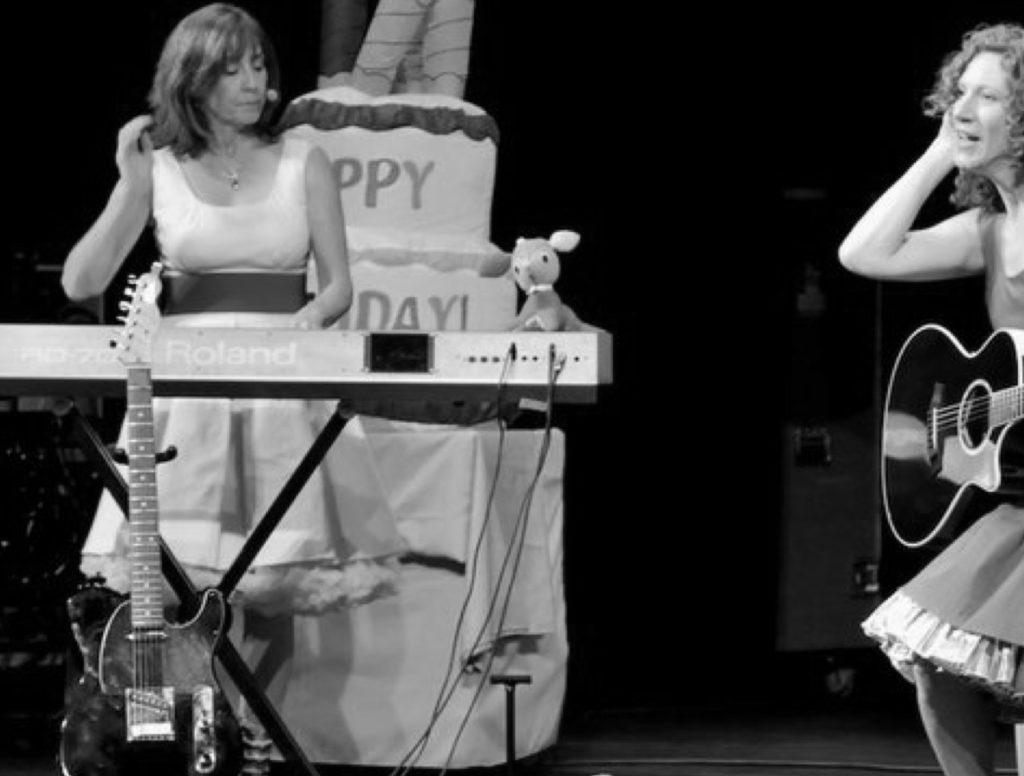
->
[119,301,132,311]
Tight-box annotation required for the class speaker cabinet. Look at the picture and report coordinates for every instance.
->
[777,261,881,652]
[777,411,881,651]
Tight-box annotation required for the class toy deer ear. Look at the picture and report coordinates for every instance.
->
[549,230,580,253]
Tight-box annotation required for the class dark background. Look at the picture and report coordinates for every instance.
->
[1,0,1022,725]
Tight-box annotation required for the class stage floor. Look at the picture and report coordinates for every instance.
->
[4,699,1018,776]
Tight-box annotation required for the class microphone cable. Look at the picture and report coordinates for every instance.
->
[385,341,517,776]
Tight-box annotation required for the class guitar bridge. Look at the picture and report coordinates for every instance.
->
[125,686,176,741]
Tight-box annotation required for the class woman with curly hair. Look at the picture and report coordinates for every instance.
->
[839,21,1024,776]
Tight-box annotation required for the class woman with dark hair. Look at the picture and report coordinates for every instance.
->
[839,21,1024,776]
[63,2,346,325]
[61,4,405,769]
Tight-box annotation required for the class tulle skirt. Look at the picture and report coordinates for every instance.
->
[863,504,1024,722]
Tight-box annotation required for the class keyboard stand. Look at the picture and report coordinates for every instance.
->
[58,398,352,776]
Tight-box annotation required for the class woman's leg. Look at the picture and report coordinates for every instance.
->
[1015,725,1024,776]
[237,608,295,776]
[914,663,997,776]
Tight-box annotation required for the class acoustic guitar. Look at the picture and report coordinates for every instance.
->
[59,263,243,776]
[882,323,1024,549]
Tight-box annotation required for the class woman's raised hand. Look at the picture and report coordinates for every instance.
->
[115,115,155,189]
[930,109,960,164]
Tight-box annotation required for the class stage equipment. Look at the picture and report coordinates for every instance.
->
[0,325,610,403]
[0,321,611,774]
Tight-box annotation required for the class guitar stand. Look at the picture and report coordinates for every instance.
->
[56,398,353,776]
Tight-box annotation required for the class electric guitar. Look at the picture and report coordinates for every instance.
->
[882,323,1024,549]
[59,264,243,776]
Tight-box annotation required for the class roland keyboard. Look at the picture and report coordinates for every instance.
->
[0,325,612,402]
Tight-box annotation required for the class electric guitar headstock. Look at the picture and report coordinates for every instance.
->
[111,262,163,368]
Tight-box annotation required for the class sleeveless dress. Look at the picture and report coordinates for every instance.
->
[862,213,1024,721]
[79,135,407,614]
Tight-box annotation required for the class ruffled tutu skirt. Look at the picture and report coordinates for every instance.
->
[79,312,408,614]
[862,503,1024,722]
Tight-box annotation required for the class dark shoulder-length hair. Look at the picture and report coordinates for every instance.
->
[148,3,282,157]
[922,22,1024,211]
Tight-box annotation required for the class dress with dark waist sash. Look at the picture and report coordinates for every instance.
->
[161,272,308,314]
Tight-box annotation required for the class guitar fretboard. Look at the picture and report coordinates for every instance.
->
[126,366,164,633]
[988,385,1024,428]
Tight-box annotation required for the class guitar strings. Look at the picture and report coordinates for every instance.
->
[927,388,1022,430]
[929,387,1020,416]
[128,368,162,730]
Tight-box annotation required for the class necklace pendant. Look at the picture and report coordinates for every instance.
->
[227,172,240,190]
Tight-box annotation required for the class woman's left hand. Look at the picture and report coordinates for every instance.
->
[292,305,324,330]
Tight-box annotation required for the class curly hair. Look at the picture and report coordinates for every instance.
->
[148,3,282,157]
[922,22,1024,211]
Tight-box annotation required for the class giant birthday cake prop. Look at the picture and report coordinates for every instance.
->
[279,87,514,332]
